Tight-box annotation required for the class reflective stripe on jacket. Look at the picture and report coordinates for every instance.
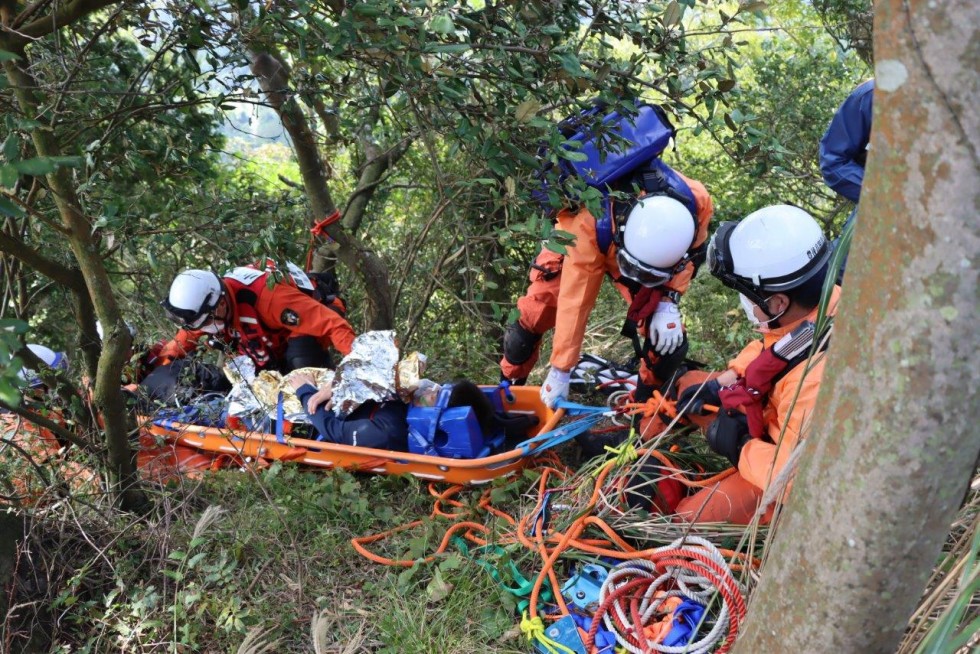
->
[728,286,841,491]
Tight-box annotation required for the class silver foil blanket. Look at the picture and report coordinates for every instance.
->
[331,330,400,416]
[223,355,334,422]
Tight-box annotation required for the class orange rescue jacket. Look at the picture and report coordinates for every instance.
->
[549,171,713,371]
[728,286,841,492]
[159,267,355,368]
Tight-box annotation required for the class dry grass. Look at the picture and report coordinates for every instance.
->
[897,473,980,654]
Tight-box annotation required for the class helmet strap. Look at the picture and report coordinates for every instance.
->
[757,294,791,328]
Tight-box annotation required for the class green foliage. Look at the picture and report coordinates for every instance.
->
[913,524,980,654]
[0,2,894,647]
[0,0,870,376]
[0,319,29,405]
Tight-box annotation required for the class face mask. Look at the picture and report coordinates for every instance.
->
[199,320,225,334]
[739,294,785,329]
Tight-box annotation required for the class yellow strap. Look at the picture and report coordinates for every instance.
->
[589,432,639,480]
[519,611,577,654]
[604,436,639,467]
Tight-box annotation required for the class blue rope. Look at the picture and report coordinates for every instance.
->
[514,411,606,456]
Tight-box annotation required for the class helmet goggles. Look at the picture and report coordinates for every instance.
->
[707,221,770,308]
[616,245,673,288]
[161,293,220,330]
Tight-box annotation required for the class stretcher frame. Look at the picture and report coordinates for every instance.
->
[143,386,567,485]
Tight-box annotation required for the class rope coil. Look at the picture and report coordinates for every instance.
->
[350,414,757,654]
[588,537,746,654]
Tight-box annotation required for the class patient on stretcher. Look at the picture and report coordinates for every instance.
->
[287,374,537,455]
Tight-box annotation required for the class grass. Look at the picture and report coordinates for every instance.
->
[3,416,978,652]
[1,460,544,653]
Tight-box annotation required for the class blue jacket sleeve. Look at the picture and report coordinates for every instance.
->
[819,79,874,203]
[295,384,408,450]
[295,383,347,443]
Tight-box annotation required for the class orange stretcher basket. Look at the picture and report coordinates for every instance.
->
[142,386,567,485]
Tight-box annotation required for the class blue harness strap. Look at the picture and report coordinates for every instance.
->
[514,409,608,456]
[555,400,608,415]
[647,158,697,216]
[275,392,286,444]
[596,159,697,255]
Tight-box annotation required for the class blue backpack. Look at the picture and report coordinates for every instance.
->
[533,101,697,254]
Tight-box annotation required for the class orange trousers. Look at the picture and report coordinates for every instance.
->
[500,247,564,381]
[674,473,773,525]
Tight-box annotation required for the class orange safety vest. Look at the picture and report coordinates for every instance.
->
[221,266,290,368]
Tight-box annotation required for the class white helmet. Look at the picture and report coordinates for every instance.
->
[708,204,831,311]
[19,343,69,388]
[161,270,224,329]
[616,196,695,287]
[96,320,137,342]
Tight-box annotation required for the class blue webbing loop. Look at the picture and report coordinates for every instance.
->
[275,392,286,444]
[555,400,608,415]
[515,411,607,456]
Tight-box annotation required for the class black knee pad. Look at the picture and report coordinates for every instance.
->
[502,322,541,366]
[284,335,333,372]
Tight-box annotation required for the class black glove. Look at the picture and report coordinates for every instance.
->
[677,379,722,415]
[706,411,750,467]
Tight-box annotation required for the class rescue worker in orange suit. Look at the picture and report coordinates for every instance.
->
[671,205,838,524]
[158,264,356,374]
[500,159,713,409]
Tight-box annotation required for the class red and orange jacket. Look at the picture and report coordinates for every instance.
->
[727,286,841,492]
[549,171,713,371]
[159,267,355,368]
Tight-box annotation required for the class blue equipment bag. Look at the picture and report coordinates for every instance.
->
[532,101,677,206]
[532,101,699,254]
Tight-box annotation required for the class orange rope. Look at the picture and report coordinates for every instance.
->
[351,445,761,650]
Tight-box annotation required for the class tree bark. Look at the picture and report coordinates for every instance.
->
[249,50,396,330]
[733,2,979,652]
[0,229,86,293]
[0,510,25,637]
[343,137,410,235]
[0,223,102,378]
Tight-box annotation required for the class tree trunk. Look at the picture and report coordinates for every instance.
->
[0,510,24,620]
[249,51,396,330]
[733,2,979,652]
[343,138,410,236]
[2,52,145,512]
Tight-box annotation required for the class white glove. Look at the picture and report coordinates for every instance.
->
[648,302,684,355]
[540,367,571,409]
